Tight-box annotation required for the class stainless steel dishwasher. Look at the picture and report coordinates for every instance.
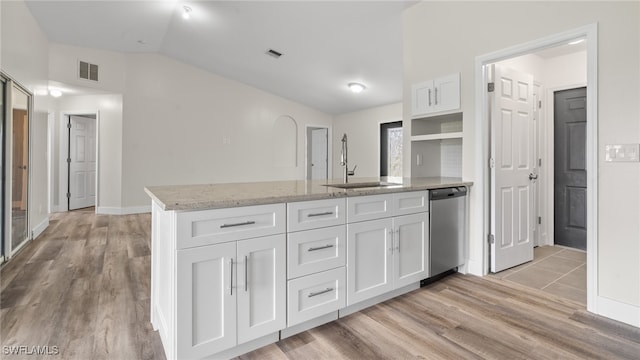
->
[429,186,467,277]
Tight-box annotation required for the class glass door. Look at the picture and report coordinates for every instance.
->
[9,83,30,254]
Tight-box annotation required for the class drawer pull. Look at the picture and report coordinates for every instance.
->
[307,211,334,217]
[308,244,334,252]
[220,220,256,228]
[308,287,334,298]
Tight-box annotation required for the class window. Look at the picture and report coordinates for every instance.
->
[380,121,402,178]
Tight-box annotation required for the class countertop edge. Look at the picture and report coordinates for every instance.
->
[146,179,473,212]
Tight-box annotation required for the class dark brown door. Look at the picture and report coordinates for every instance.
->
[554,87,587,250]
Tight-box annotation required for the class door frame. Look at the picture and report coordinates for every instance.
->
[474,24,598,311]
[305,125,331,181]
[1,73,34,259]
[543,83,587,248]
[57,110,99,213]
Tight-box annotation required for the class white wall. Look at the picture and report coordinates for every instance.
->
[332,102,402,178]
[51,94,124,211]
[121,54,333,207]
[1,0,50,238]
[404,1,640,323]
[49,43,126,94]
[47,45,333,211]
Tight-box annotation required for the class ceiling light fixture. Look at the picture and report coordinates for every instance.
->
[49,89,63,98]
[182,5,192,20]
[568,39,585,45]
[348,82,366,93]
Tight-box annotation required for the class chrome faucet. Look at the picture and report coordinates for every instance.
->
[341,133,356,183]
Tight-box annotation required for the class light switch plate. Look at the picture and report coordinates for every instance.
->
[605,144,640,162]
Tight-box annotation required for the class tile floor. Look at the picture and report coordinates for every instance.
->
[491,245,587,305]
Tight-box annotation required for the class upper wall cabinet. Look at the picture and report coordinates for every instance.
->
[411,73,460,117]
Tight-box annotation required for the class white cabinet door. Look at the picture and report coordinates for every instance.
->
[287,225,346,279]
[347,194,393,223]
[411,73,460,117]
[393,213,429,288]
[411,80,434,116]
[176,203,285,249]
[392,191,428,216]
[347,218,394,306]
[287,198,345,232]
[237,234,286,344]
[287,267,345,327]
[177,242,237,359]
[433,73,460,113]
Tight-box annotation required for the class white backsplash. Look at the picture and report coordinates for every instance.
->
[440,139,462,177]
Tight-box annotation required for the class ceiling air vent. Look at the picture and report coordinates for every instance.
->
[79,60,99,82]
[265,49,283,59]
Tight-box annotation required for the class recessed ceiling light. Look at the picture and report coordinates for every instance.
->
[568,39,585,45]
[348,82,366,93]
[182,5,192,20]
[49,89,62,98]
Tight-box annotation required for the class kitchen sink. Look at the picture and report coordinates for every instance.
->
[323,181,401,189]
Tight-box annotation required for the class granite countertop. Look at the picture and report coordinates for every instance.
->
[144,177,473,211]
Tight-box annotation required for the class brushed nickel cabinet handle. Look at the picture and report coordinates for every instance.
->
[428,89,432,107]
[244,255,248,292]
[307,211,333,217]
[220,221,255,228]
[435,87,439,105]
[308,244,334,252]
[308,288,334,298]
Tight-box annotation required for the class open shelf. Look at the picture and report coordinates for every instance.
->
[411,112,463,141]
[411,132,463,142]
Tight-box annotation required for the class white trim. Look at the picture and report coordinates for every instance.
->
[474,24,598,313]
[32,217,49,240]
[57,110,99,212]
[594,296,640,328]
[465,258,484,276]
[97,205,151,215]
[305,125,332,181]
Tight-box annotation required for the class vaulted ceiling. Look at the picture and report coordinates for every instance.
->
[25,1,414,115]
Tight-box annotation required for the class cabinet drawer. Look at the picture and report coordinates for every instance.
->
[347,194,393,223]
[393,191,429,216]
[287,198,346,232]
[287,267,345,327]
[176,204,285,249]
[287,225,346,279]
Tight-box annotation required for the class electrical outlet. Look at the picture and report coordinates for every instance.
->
[605,144,640,162]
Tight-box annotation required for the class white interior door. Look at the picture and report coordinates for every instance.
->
[491,65,535,272]
[310,128,328,180]
[68,115,96,210]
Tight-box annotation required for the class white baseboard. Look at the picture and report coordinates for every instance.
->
[466,258,484,276]
[32,217,49,240]
[595,295,640,328]
[97,205,151,215]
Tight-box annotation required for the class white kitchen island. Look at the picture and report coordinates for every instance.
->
[145,177,471,360]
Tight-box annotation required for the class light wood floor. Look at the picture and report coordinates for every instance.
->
[2,210,639,360]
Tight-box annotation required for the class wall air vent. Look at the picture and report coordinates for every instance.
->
[78,60,99,81]
[266,49,283,59]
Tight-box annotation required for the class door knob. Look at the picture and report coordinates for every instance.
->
[529,173,538,181]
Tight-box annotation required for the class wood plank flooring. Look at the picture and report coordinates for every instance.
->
[2,210,639,359]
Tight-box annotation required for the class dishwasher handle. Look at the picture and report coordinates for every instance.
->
[430,187,467,200]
